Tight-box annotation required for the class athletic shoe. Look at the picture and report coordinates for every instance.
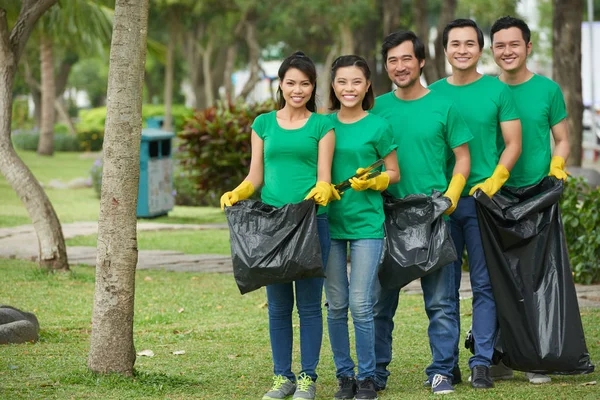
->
[490,360,514,380]
[292,373,316,399]
[524,372,552,384]
[355,377,378,400]
[262,375,296,400]
[334,376,356,399]
[471,365,494,389]
[431,374,454,395]
[424,365,462,387]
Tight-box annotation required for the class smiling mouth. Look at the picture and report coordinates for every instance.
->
[342,95,357,99]
[455,57,470,62]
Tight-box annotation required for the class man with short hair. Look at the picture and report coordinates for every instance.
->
[371,30,472,395]
[487,14,570,385]
[429,18,522,389]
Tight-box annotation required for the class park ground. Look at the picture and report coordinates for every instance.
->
[0,151,599,399]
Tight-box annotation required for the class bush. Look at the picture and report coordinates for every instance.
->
[12,128,82,152]
[90,158,103,198]
[177,100,276,207]
[560,177,600,284]
[77,104,195,151]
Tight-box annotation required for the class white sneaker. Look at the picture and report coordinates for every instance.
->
[524,372,551,384]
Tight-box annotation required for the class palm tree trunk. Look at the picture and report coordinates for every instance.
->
[0,53,69,273]
[88,0,149,376]
[38,35,55,155]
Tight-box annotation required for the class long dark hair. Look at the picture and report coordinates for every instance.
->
[329,55,374,111]
[277,51,318,112]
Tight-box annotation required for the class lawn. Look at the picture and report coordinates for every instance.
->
[0,150,226,228]
[1,258,598,399]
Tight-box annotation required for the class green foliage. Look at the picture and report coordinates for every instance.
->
[560,177,600,284]
[12,128,82,152]
[11,96,31,130]
[177,100,276,206]
[76,104,194,151]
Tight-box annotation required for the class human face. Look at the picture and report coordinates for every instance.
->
[445,27,482,72]
[332,66,370,110]
[279,68,314,109]
[385,41,424,89]
[491,27,531,73]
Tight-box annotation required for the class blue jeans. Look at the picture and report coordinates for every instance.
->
[449,196,497,369]
[324,239,384,381]
[373,262,459,386]
[266,214,330,382]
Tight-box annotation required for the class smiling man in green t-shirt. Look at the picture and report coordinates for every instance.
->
[429,18,522,390]
[487,15,570,385]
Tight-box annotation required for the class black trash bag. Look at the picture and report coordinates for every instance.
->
[225,199,325,295]
[378,191,458,289]
[474,177,594,374]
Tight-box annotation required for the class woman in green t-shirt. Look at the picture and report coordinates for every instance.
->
[325,55,399,400]
[220,52,335,400]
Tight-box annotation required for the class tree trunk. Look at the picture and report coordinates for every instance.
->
[414,0,439,85]
[87,0,149,375]
[339,24,355,54]
[0,1,67,272]
[553,0,583,166]
[163,17,175,132]
[238,19,262,100]
[434,0,457,80]
[38,35,55,155]
[317,44,338,110]
[223,43,237,102]
[182,27,205,109]
[201,36,214,107]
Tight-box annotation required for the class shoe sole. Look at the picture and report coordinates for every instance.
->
[433,389,454,395]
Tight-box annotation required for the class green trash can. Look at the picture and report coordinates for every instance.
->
[137,128,175,218]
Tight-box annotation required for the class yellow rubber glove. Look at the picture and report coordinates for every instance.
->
[220,180,254,210]
[548,155,568,181]
[304,181,334,206]
[469,164,510,197]
[350,169,390,192]
[330,184,342,202]
[443,173,466,215]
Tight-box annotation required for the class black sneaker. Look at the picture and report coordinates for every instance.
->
[333,376,356,400]
[424,365,462,387]
[355,377,378,400]
[471,365,494,389]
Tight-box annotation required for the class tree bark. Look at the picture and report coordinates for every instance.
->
[163,16,175,131]
[433,0,457,80]
[201,36,214,107]
[38,35,55,155]
[0,2,67,272]
[182,27,205,109]
[553,0,583,166]
[87,0,149,375]
[414,0,439,85]
[238,18,262,100]
[339,24,355,54]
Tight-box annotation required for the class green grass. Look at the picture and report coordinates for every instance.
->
[67,230,231,255]
[0,150,226,228]
[0,258,598,399]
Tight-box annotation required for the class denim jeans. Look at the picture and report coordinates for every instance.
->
[373,260,459,386]
[266,214,330,382]
[449,196,497,369]
[324,239,384,381]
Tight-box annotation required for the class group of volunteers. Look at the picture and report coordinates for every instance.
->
[220,15,570,400]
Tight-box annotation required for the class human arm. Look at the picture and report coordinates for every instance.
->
[305,129,336,205]
[444,143,470,214]
[549,119,569,180]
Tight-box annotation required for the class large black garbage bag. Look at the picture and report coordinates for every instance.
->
[379,191,458,289]
[225,199,325,295]
[474,177,594,374]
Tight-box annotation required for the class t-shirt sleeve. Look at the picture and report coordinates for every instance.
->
[251,113,266,139]
[317,114,335,140]
[375,120,398,158]
[549,84,568,127]
[497,84,520,122]
[446,103,473,149]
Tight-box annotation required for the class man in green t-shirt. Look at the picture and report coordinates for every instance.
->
[429,18,522,390]
[486,15,570,385]
[371,30,472,396]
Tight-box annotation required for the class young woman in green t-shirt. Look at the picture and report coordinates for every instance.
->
[220,52,335,400]
[325,55,399,400]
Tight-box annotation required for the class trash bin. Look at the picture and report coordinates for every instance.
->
[137,128,175,218]
[146,116,165,129]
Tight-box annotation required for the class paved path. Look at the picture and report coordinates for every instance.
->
[1,222,599,308]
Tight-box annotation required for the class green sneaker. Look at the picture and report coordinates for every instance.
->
[292,373,316,399]
[262,375,296,400]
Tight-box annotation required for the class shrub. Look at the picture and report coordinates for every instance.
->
[90,158,103,198]
[77,105,195,151]
[12,128,82,152]
[560,177,600,284]
[177,100,276,207]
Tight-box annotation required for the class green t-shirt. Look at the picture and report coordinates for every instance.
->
[503,74,567,187]
[252,111,334,213]
[371,90,473,198]
[327,113,398,239]
[429,75,520,195]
